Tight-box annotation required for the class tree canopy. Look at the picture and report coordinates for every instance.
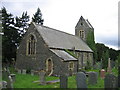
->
[32,8,44,25]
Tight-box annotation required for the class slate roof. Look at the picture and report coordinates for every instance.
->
[50,49,77,61]
[75,16,93,29]
[33,22,93,52]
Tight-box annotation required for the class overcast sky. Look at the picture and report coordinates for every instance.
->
[1,0,119,50]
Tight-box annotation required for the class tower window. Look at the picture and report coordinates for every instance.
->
[79,30,84,39]
[27,34,36,55]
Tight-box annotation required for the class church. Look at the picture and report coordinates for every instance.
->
[15,16,94,76]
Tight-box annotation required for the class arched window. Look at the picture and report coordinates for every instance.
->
[27,34,36,55]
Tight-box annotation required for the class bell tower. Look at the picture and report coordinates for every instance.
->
[75,16,94,42]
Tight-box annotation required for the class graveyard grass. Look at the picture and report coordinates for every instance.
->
[8,67,118,88]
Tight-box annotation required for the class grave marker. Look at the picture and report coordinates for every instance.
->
[60,75,68,88]
[39,71,46,85]
[31,70,34,76]
[88,72,98,85]
[104,74,118,88]
[76,72,87,88]
[22,69,26,74]
[18,69,22,74]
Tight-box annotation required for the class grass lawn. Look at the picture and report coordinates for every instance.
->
[3,68,118,88]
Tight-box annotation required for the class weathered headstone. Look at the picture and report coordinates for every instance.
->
[39,71,46,85]
[7,76,13,89]
[18,69,22,74]
[118,65,120,88]
[76,72,87,88]
[31,70,34,76]
[88,72,98,85]
[100,69,105,79]
[104,74,118,88]
[22,69,26,74]
[60,75,68,88]
[10,74,16,82]
[2,81,7,88]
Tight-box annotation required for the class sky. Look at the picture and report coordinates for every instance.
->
[1,0,119,50]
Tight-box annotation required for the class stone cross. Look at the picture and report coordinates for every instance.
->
[76,72,87,88]
[104,74,118,88]
[39,71,46,85]
[60,75,68,88]
[107,58,112,73]
[88,72,98,85]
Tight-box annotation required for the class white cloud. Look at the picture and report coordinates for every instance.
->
[1,0,119,50]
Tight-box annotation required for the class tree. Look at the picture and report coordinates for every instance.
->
[2,7,20,63]
[86,30,97,64]
[15,11,30,37]
[102,50,109,69]
[32,8,44,25]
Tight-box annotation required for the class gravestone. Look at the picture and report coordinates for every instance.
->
[100,69,105,79]
[104,74,118,88]
[88,72,98,85]
[18,69,22,74]
[10,74,16,82]
[31,70,34,76]
[22,69,26,74]
[76,72,87,88]
[60,75,68,88]
[39,71,46,85]
[7,76,13,89]
[118,65,120,88]
[2,81,7,88]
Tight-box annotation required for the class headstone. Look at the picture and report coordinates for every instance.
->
[76,72,87,88]
[31,70,34,76]
[118,65,120,88]
[39,71,46,85]
[88,72,98,85]
[7,76,13,89]
[107,58,112,73]
[18,69,22,74]
[22,69,26,74]
[10,74,16,82]
[104,74,118,88]
[60,75,68,88]
[2,81,7,88]
[100,69,105,79]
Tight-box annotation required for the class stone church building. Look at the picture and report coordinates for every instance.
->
[16,16,94,76]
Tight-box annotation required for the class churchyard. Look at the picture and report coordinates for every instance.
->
[1,65,118,89]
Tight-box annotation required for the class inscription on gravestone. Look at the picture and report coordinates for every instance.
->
[76,72,87,88]
[104,74,118,88]
[60,75,68,88]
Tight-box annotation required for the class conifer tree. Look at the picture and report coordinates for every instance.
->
[15,11,30,37]
[32,8,44,25]
[2,7,20,63]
